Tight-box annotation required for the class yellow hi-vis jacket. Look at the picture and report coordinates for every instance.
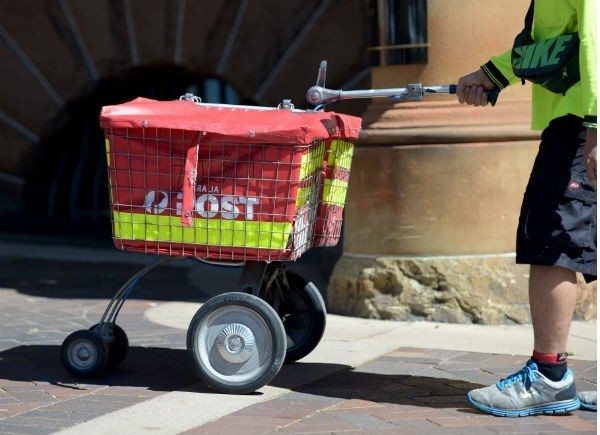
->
[481,0,597,130]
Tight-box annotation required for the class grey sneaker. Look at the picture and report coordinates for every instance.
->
[578,390,597,411]
[467,359,580,417]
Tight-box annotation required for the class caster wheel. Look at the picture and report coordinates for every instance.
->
[90,323,129,368]
[279,272,326,363]
[186,292,286,394]
[60,330,108,377]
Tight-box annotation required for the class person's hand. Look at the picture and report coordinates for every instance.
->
[456,69,496,106]
[584,127,597,189]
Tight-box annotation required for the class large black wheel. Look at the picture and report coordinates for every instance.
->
[186,292,286,394]
[279,272,327,363]
[60,330,108,377]
[89,323,129,368]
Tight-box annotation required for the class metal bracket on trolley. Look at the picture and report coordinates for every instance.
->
[181,93,203,104]
[238,261,269,296]
[180,93,297,111]
[277,99,295,110]
[305,60,498,107]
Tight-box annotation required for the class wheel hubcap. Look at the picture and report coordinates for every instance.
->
[216,323,255,363]
[71,340,97,368]
[77,347,91,361]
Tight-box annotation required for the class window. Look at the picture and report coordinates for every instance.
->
[368,0,429,66]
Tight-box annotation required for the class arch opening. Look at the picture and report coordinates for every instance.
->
[12,66,252,239]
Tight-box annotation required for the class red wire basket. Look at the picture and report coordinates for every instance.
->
[100,97,361,262]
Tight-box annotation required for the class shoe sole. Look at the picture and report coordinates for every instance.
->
[467,393,581,417]
[579,402,597,412]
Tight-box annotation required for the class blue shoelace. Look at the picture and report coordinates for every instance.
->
[496,360,539,391]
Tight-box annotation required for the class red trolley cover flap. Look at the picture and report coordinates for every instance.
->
[100,97,362,144]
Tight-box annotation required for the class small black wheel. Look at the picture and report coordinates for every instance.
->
[186,292,286,394]
[60,330,108,377]
[279,271,327,363]
[90,323,129,368]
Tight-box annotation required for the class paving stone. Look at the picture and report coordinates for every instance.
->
[0,422,56,435]
[274,413,363,432]
[336,413,400,430]
[552,415,599,432]
[184,416,300,435]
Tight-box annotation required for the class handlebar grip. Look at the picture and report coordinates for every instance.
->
[449,84,499,107]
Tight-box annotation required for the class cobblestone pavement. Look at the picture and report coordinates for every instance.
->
[0,255,596,434]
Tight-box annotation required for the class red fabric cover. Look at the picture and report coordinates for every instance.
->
[312,165,351,247]
[100,97,361,145]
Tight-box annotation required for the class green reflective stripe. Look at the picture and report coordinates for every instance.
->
[296,184,319,208]
[104,139,114,198]
[322,178,348,206]
[105,139,111,166]
[300,141,326,180]
[296,187,306,209]
[327,140,354,169]
[113,211,292,249]
[297,141,325,208]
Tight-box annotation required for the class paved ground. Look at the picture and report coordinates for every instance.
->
[0,235,596,434]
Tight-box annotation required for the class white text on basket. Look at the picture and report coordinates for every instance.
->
[143,190,260,220]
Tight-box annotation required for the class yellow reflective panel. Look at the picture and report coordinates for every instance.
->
[327,140,354,169]
[112,211,292,250]
[299,140,326,180]
[322,178,349,206]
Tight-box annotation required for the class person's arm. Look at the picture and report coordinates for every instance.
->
[578,0,597,187]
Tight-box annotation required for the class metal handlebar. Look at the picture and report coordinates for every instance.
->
[306,83,458,104]
[306,61,498,107]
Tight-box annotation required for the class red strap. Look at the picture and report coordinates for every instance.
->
[181,143,199,227]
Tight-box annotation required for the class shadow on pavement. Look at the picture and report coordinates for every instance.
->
[0,344,484,409]
[0,345,201,393]
[0,257,202,301]
[0,250,334,302]
[285,368,485,411]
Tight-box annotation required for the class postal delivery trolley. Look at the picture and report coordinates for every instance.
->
[59,68,361,394]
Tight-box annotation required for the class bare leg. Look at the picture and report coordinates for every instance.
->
[529,264,578,354]
[467,264,582,416]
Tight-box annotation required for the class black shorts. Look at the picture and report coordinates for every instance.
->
[516,115,597,279]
